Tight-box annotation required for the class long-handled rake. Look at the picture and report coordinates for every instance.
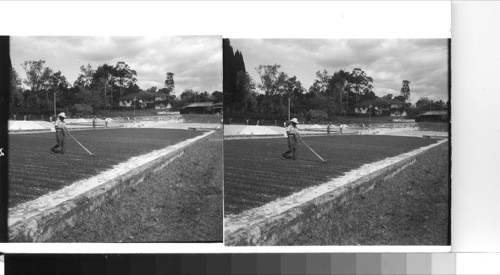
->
[298,136,326,163]
[68,132,95,156]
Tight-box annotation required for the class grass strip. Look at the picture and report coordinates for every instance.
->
[277,141,450,246]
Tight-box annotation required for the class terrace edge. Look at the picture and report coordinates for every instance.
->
[9,130,217,242]
[224,140,448,246]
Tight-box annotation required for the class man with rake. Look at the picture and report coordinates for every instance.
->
[281,118,301,160]
[50,112,69,154]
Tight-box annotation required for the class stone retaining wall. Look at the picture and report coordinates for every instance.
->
[225,140,447,246]
[9,131,215,242]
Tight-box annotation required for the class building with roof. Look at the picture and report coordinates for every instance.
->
[212,102,223,114]
[354,98,407,117]
[119,91,169,109]
[181,102,222,114]
[416,110,449,122]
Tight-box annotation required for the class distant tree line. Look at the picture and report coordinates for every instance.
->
[223,39,448,121]
[10,60,221,117]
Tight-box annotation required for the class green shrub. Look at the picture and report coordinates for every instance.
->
[72,103,93,116]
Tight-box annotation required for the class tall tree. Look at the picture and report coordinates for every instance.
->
[92,63,114,107]
[233,51,248,104]
[359,90,378,102]
[74,64,95,88]
[236,71,257,112]
[382,93,394,100]
[348,68,373,106]
[146,86,158,93]
[211,91,223,103]
[400,80,411,101]
[309,70,330,95]
[283,75,306,116]
[330,69,351,113]
[21,60,70,110]
[164,72,175,94]
[256,64,289,115]
[113,61,137,99]
[310,70,340,118]
[234,50,246,74]
[10,67,23,107]
[256,64,288,97]
[222,39,248,113]
[124,84,141,96]
[76,87,102,112]
[179,89,198,106]
[223,39,237,108]
[47,71,70,114]
[22,60,52,94]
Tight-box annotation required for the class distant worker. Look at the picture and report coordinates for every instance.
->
[50,112,69,154]
[104,117,109,128]
[256,120,260,126]
[50,116,53,122]
[24,115,27,121]
[327,122,333,135]
[281,118,300,160]
[339,123,346,134]
[92,116,97,128]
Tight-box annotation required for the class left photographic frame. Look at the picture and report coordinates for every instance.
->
[6,36,223,242]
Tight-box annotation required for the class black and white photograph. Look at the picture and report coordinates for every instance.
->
[223,38,450,246]
[7,36,223,242]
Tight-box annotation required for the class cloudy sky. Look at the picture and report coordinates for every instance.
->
[231,39,449,103]
[10,36,222,95]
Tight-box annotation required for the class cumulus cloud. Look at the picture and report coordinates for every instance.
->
[10,36,222,95]
[231,38,449,103]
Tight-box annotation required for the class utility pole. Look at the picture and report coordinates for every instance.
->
[369,103,372,126]
[54,91,57,118]
[288,97,291,121]
[133,97,137,118]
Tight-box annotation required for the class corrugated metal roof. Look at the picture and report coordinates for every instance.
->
[420,110,448,116]
[185,102,213,108]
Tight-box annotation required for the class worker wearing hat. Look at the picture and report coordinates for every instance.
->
[282,118,301,160]
[50,112,69,154]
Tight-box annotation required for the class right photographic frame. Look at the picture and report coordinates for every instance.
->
[223,38,450,246]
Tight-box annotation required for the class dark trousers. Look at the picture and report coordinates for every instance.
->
[51,131,66,154]
[282,137,298,160]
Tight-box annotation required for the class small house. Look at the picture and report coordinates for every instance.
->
[212,102,223,114]
[389,99,407,117]
[354,99,391,116]
[119,91,169,109]
[355,98,407,117]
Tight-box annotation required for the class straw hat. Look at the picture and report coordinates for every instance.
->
[58,112,66,118]
[290,118,298,124]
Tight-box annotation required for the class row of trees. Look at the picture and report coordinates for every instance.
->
[223,39,447,121]
[10,60,221,117]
